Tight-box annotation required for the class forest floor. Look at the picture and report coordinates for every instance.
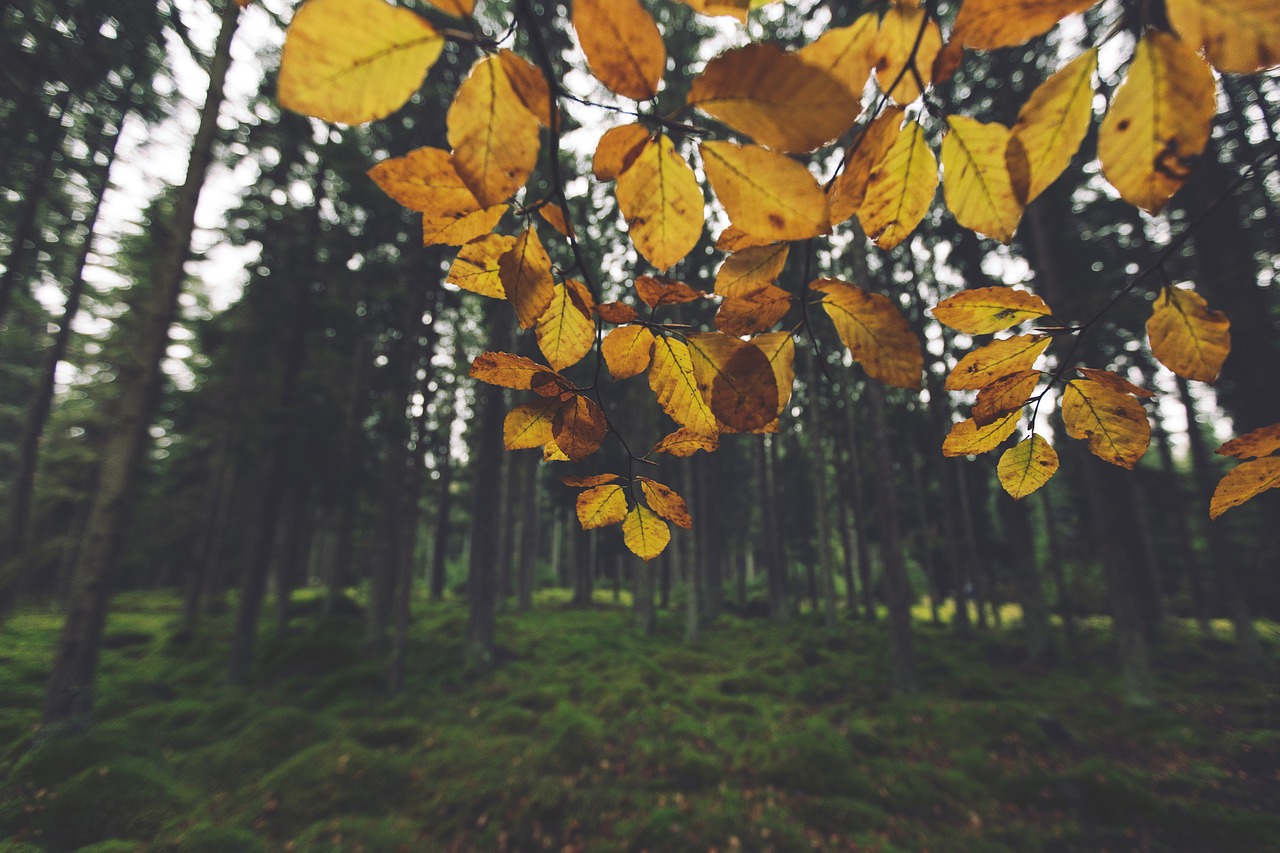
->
[1,591,1278,853]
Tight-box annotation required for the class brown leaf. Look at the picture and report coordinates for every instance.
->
[470,352,558,389]
[635,275,703,308]
[686,332,780,433]
[637,478,694,529]
[593,124,651,181]
[596,301,640,324]
[1215,424,1280,460]
[552,395,608,461]
[1210,457,1280,519]
[972,369,1040,426]
[500,228,556,329]
[1075,368,1155,398]
[562,473,621,487]
[715,285,792,336]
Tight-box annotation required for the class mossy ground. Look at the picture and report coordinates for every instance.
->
[1,590,1277,852]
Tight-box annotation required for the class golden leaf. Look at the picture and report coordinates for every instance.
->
[753,331,797,417]
[1061,379,1151,469]
[573,0,666,101]
[972,369,1040,426]
[616,135,705,270]
[716,285,792,336]
[677,0,782,22]
[829,107,905,226]
[422,204,508,247]
[278,0,443,125]
[593,124,652,181]
[552,395,608,461]
[562,473,621,487]
[715,245,789,298]
[470,352,559,389]
[945,334,1051,391]
[623,504,671,561]
[602,325,655,380]
[635,275,703,308]
[796,13,878,99]
[940,115,1023,243]
[1146,284,1231,382]
[1098,32,1216,214]
[448,54,541,206]
[1075,368,1155,398]
[423,0,472,16]
[942,412,1021,456]
[577,485,628,529]
[813,278,922,389]
[651,428,720,457]
[688,43,860,153]
[536,280,596,371]
[497,50,552,127]
[537,203,571,237]
[504,398,562,450]
[499,228,556,330]
[857,119,938,250]
[596,301,640,325]
[872,4,943,103]
[952,0,1097,50]
[1216,424,1280,460]
[650,337,720,438]
[543,440,570,462]
[447,233,516,298]
[367,147,478,216]
[1166,0,1280,74]
[686,333,780,433]
[715,225,777,252]
[700,141,830,241]
[997,435,1059,499]
[1210,457,1280,519]
[637,478,694,529]
[931,286,1051,334]
[1007,48,1097,205]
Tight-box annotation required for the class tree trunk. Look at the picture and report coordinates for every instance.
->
[1039,487,1077,651]
[805,356,840,631]
[43,0,241,726]
[516,452,539,612]
[429,449,455,601]
[756,439,787,622]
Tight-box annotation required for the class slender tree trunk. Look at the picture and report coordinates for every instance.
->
[429,457,454,601]
[805,357,840,631]
[757,439,787,622]
[909,451,942,626]
[43,0,241,726]
[1039,487,1077,651]
[842,401,876,623]
[1149,412,1211,634]
[1005,490,1052,661]
[516,452,539,612]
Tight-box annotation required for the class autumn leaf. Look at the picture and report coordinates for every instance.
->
[470,352,560,389]
[577,484,628,529]
[593,124,651,181]
[945,334,1051,391]
[278,0,443,125]
[829,107,904,226]
[650,336,720,438]
[1075,368,1155,398]
[422,204,508,248]
[1216,424,1280,460]
[448,54,541,206]
[651,428,720,457]
[715,244,789,298]
[715,285,792,336]
[942,412,1021,456]
[635,275,702,308]
[687,332,780,432]
[997,435,1059,499]
[552,395,608,461]
[447,233,516,298]
[688,43,860,153]
[700,141,830,241]
[1061,378,1151,469]
[499,228,556,330]
[872,4,943,104]
[1210,457,1280,519]
[952,0,1097,50]
[1166,0,1280,75]
[623,504,671,561]
[423,0,472,17]
[677,0,781,22]
[752,331,797,417]
[813,278,922,389]
[931,286,1052,334]
[602,325,655,380]
[536,280,595,371]
[796,14,878,99]
[972,369,1040,426]
[573,0,666,101]
[537,202,571,238]
[940,116,1023,243]
[562,473,621,487]
[858,119,938,250]
[504,398,561,450]
[715,225,777,252]
[367,147,478,216]
[1146,284,1231,382]
[637,478,694,529]
[1098,32,1216,214]
[1007,48,1097,205]
[543,440,570,462]
[596,301,640,325]
[497,50,553,127]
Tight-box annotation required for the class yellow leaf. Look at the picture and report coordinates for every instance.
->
[997,435,1059,499]
[1167,0,1280,74]
[813,278,922,389]
[857,119,938,250]
[650,337,720,438]
[499,228,556,330]
[796,13,878,99]
[1061,378,1151,469]
[448,54,541,206]
[497,50,552,127]
[1074,368,1155,398]
[677,0,781,21]
[504,398,562,450]
[537,281,596,371]
[593,124,651,181]
[931,286,1051,334]
[688,43,860,153]
[616,134,705,270]
[422,204,508,247]
[651,428,720,456]
[623,504,671,561]
[942,412,1020,456]
[602,325,655,380]
[573,0,665,100]
[873,4,943,103]
[945,334,1051,391]
[1216,424,1280,460]
[637,478,693,529]
[715,225,777,252]
[700,141,830,241]
[686,332,780,433]
[537,203,571,238]
[941,116,1023,243]
[577,485,628,529]
[552,395,608,461]
[716,285,792,336]
[563,473,621,487]
[1007,48,1097,205]
[543,440,570,462]
[1146,284,1231,382]
[447,233,515,298]
[423,0,472,17]
[972,369,1040,426]
[716,244,789,298]
[367,147,478,215]
[1098,32,1216,215]
[278,0,443,125]
[829,107,905,226]
[470,351,560,389]
[1210,457,1280,519]
[952,0,1097,50]
[753,331,797,417]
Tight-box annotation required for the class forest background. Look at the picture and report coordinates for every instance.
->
[1,0,1279,850]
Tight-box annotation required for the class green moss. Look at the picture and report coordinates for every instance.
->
[292,816,422,851]
[11,730,160,791]
[759,717,877,799]
[32,757,188,851]
[161,823,267,853]
[536,702,605,770]
[186,706,331,790]
[345,716,421,750]
[70,842,142,853]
